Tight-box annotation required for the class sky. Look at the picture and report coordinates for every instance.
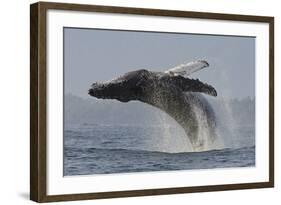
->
[64,27,255,99]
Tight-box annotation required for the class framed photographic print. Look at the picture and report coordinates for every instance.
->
[30,1,274,202]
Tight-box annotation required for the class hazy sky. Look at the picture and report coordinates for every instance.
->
[64,27,255,99]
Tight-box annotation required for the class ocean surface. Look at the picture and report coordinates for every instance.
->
[64,124,255,176]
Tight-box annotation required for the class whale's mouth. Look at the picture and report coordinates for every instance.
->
[88,82,131,102]
[88,76,142,102]
[88,82,112,99]
[88,69,149,102]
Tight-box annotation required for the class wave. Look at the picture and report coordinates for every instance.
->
[64,145,255,176]
[65,145,255,156]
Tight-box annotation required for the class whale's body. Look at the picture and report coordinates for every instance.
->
[89,68,217,150]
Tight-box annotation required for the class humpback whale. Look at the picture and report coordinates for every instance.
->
[88,60,218,150]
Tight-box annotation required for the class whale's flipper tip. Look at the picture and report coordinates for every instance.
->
[165,60,210,77]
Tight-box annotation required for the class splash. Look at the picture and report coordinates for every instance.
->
[191,103,224,152]
[150,95,225,153]
[154,112,193,153]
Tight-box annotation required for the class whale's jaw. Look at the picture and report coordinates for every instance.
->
[89,82,134,102]
[89,82,129,102]
[88,70,150,102]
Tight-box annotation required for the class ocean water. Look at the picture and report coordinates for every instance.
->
[63,124,255,176]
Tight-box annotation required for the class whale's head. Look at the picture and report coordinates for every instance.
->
[89,69,150,102]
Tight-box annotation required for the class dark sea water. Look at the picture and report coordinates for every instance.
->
[64,124,255,176]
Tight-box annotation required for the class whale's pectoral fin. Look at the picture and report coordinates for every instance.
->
[171,76,217,97]
[165,60,209,77]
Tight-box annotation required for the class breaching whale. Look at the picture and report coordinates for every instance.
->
[88,60,218,150]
